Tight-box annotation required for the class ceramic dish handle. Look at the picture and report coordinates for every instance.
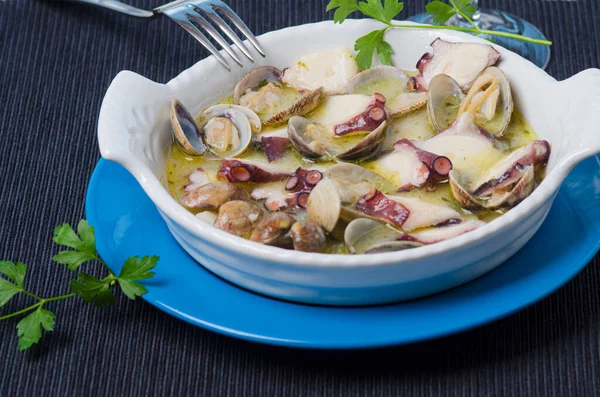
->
[555,68,600,164]
[98,71,172,178]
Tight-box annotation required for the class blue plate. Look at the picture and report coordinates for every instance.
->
[85,156,600,349]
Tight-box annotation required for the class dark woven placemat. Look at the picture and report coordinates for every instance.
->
[1,0,599,395]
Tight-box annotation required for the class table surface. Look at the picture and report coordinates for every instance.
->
[1,0,599,395]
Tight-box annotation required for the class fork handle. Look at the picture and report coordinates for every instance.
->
[47,0,158,18]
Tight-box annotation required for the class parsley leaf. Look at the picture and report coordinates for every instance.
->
[52,220,98,270]
[425,1,455,24]
[326,0,359,24]
[0,260,26,289]
[117,280,147,300]
[70,273,115,307]
[354,28,394,69]
[16,307,55,350]
[53,251,98,271]
[452,0,476,20]
[117,256,158,300]
[358,0,404,25]
[0,261,26,307]
[426,0,476,25]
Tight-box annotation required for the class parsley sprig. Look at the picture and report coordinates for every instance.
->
[0,220,158,350]
[327,0,552,69]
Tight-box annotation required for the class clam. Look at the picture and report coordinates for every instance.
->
[214,200,264,237]
[306,178,342,233]
[456,67,514,137]
[170,99,207,156]
[233,66,324,126]
[426,74,465,132]
[345,65,428,118]
[427,67,514,136]
[448,139,550,209]
[250,212,295,247]
[200,104,257,157]
[449,166,534,210]
[290,220,327,253]
[181,181,250,210]
[344,218,421,254]
[288,116,387,162]
[170,99,257,158]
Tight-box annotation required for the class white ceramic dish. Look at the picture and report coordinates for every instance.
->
[97,19,600,306]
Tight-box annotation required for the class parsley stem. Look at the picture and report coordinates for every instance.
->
[23,290,43,301]
[44,293,77,303]
[0,303,42,321]
[389,23,552,46]
[0,293,78,322]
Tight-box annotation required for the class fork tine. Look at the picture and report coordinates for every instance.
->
[186,6,243,67]
[164,10,231,71]
[196,4,254,62]
[209,0,266,57]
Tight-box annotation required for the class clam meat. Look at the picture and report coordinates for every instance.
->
[234,66,324,126]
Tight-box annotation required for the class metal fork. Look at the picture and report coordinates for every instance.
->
[50,0,266,71]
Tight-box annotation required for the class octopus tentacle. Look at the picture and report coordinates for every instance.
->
[333,94,387,136]
[217,159,292,183]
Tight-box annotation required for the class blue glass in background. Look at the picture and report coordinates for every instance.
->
[407,0,551,70]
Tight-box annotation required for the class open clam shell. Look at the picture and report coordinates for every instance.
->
[288,116,387,162]
[233,65,324,126]
[449,167,535,210]
[346,65,427,118]
[336,120,387,161]
[344,218,422,254]
[426,74,465,132]
[170,99,207,156]
[457,66,514,137]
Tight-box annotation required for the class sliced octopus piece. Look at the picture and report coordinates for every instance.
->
[184,168,211,191]
[354,190,463,232]
[331,94,387,137]
[373,138,453,190]
[280,46,360,95]
[258,126,290,162]
[397,219,486,245]
[409,38,501,92]
[250,181,293,211]
[261,136,290,162]
[416,113,504,171]
[386,92,429,118]
[217,159,292,183]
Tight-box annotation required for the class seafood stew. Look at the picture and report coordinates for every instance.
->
[165,39,551,255]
